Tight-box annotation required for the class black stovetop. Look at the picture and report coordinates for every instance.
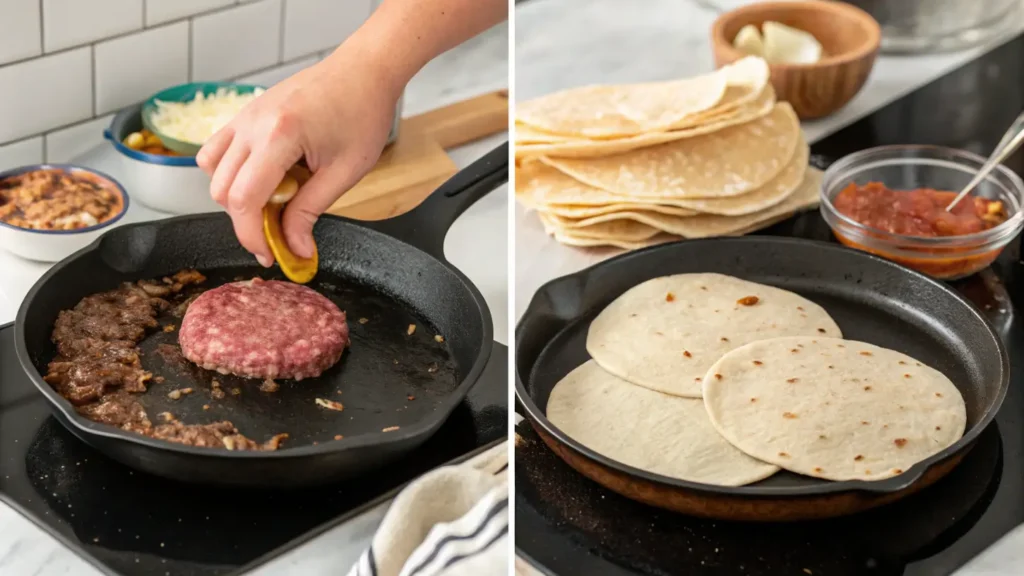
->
[0,323,507,576]
[516,32,1024,576]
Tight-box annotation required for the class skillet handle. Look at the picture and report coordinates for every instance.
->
[370,142,509,258]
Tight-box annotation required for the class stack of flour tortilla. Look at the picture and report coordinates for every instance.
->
[546,273,968,487]
[515,57,822,250]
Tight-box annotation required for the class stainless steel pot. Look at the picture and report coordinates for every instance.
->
[829,0,1020,53]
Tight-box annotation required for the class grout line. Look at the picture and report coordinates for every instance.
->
[187,18,194,81]
[278,0,287,64]
[90,45,97,117]
[38,0,44,53]
[0,2,246,68]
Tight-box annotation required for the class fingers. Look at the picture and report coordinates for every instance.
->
[224,144,302,266]
[282,162,361,258]
[209,139,250,208]
[196,126,234,176]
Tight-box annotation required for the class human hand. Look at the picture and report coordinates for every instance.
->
[197,50,402,266]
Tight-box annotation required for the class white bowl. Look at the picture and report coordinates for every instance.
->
[0,164,130,262]
[106,104,220,215]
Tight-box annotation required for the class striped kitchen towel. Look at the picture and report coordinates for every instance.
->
[347,441,509,576]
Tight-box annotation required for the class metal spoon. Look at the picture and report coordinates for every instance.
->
[946,110,1024,211]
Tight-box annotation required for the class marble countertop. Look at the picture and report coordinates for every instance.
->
[0,20,508,576]
[514,0,1024,574]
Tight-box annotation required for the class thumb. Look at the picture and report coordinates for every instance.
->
[282,161,364,258]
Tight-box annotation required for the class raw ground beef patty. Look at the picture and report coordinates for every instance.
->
[179,278,349,380]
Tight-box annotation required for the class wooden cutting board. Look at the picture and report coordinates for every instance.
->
[326,90,508,220]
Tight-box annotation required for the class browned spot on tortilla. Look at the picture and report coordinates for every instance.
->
[665,292,675,302]
[714,373,722,380]
[854,455,864,461]
[936,426,942,430]
[861,421,870,425]
[817,328,827,333]
[935,393,943,398]
[813,467,823,473]
[700,286,707,291]
[753,360,763,366]
[655,331,664,336]
[865,469,872,474]
[778,451,789,457]
[859,351,873,356]
[893,468,903,474]
[790,348,799,353]
[837,344,845,348]
[797,306,804,311]
[894,438,908,447]
[864,385,872,391]
[683,350,692,358]
[827,365,834,369]
[898,360,906,365]
[819,434,827,439]
[782,412,797,419]
[694,377,702,382]
[736,295,759,306]
[904,373,912,378]
[786,378,798,383]
[750,397,757,402]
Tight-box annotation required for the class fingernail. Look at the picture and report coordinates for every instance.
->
[256,254,273,268]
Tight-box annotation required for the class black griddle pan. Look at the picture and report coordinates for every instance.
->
[515,236,1008,520]
[16,142,508,488]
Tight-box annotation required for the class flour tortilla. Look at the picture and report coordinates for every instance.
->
[538,166,822,242]
[546,360,779,486]
[515,86,776,160]
[702,337,967,482]
[515,69,729,139]
[536,141,809,220]
[537,211,661,242]
[587,274,841,397]
[516,123,575,145]
[542,103,800,199]
[551,229,675,250]
[516,162,697,213]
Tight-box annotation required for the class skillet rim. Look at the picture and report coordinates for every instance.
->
[514,236,1009,496]
[15,211,494,460]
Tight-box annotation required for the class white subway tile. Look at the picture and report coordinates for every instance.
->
[94,23,189,115]
[0,0,42,65]
[0,138,44,170]
[191,0,281,80]
[145,0,236,26]
[282,0,369,60]
[236,56,317,87]
[42,0,143,53]
[45,115,115,163]
[0,47,93,143]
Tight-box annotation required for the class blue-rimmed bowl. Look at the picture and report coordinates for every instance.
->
[0,164,129,262]
[105,103,219,214]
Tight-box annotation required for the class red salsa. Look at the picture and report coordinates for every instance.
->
[833,182,1006,237]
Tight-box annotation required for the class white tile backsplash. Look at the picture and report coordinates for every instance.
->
[192,0,282,80]
[42,0,143,53]
[0,0,371,148]
[282,0,370,61]
[45,115,115,163]
[94,23,189,115]
[145,0,236,26]
[0,0,42,65]
[237,55,318,87]
[0,138,44,170]
[0,47,92,143]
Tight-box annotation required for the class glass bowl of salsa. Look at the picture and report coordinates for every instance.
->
[820,145,1024,280]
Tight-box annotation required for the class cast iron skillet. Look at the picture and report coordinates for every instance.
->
[515,236,1009,521]
[16,142,508,488]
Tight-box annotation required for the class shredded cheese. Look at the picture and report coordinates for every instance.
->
[149,87,264,145]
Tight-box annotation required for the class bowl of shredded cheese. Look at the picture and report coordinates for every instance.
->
[141,82,266,156]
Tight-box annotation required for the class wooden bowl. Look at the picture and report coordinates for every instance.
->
[711,1,881,120]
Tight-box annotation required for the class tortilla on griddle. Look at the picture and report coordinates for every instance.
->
[546,360,779,486]
[702,337,967,481]
[587,273,841,397]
